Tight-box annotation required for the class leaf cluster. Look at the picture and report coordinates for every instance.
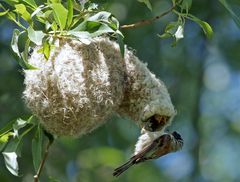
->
[159,0,213,46]
[137,0,213,46]
[0,116,51,176]
[139,0,240,46]
[0,0,124,69]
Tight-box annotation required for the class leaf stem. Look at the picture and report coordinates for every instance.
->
[33,136,54,182]
[121,4,176,29]
[0,5,27,30]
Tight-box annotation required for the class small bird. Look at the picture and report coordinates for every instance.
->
[113,131,183,177]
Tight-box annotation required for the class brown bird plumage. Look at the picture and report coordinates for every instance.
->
[113,131,183,177]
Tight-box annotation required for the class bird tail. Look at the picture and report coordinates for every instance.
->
[113,160,134,177]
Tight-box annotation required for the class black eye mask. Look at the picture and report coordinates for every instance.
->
[143,115,170,132]
[172,131,183,141]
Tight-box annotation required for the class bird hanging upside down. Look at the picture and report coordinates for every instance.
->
[113,131,183,177]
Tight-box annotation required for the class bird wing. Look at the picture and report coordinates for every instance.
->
[130,135,165,162]
[113,138,160,176]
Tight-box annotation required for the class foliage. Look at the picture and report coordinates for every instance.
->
[158,0,212,46]
[0,0,126,178]
[0,0,124,69]
[0,0,215,70]
[0,0,240,181]
[132,0,213,46]
[0,116,40,176]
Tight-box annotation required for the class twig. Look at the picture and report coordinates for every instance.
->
[34,137,54,182]
[121,5,176,29]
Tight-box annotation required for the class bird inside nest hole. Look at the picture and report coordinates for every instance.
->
[143,114,170,132]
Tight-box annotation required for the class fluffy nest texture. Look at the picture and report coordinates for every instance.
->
[23,37,176,137]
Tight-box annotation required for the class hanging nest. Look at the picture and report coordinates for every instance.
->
[23,37,176,137]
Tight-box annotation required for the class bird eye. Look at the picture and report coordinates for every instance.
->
[172,131,183,141]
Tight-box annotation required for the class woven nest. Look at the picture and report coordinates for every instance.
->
[23,37,176,137]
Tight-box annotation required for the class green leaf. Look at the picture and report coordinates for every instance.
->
[4,124,35,155]
[0,119,16,137]
[22,0,37,8]
[66,0,73,29]
[27,115,39,125]
[11,28,39,70]
[14,4,31,22]
[68,31,92,39]
[52,3,68,30]
[72,20,87,31]
[2,0,19,6]
[0,133,14,144]
[45,21,52,30]
[4,0,20,3]
[158,21,179,39]
[27,26,46,45]
[158,32,172,39]
[0,117,36,176]
[50,0,61,3]
[4,117,35,153]
[165,21,179,33]
[138,0,152,11]
[20,51,38,70]
[219,0,240,28]
[4,137,22,155]
[108,16,119,30]
[31,5,46,18]
[116,29,124,38]
[0,116,35,137]
[86,21,102,32]
[0,9,9,16]
[13,118,28,137]
[21,39,31,66]
[90,23,114,37]
[181,0,192,11]
[2,152,19,176]
[199,21,213,39]
[43,40,51,60]
[11,29,22,58]
[188,15,213,39]
[6,11,16,22]
[158,23,184,46]
[50,21,58,31]
[88,11,112,22]
[116,34,125,57]
[32,125,43,172]
[0,132,14,151]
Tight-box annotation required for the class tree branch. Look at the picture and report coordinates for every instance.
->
[120,5,176,29]
[34,137,54,182]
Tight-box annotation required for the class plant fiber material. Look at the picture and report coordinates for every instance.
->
[23,37,176,137]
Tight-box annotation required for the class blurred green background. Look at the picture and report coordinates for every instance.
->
[1,0,240,181]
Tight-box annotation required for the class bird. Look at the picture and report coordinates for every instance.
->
[113,131,183,177]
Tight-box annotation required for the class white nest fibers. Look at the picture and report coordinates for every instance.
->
[23,37,176,137]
